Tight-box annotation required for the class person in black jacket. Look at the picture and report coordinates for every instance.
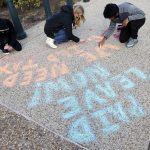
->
[0,18,22,54]
[44,5,85,49]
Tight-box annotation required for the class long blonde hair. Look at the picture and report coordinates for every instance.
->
[73,5,85,28]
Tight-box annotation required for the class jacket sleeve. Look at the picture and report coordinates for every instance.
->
[103,21,116,39]
[64,19,80,43]
[6,19,17,47]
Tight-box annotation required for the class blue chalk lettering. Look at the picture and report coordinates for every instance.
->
[92,64,110,78]
[125,67,148,80]
[95,81,116,98]
[69,116,95,143]
[44,83,53,103]
[45,78,72,93]
[107,102,129,122]
[93,102,129,134]
[84,89,106,110]
[45,81,59,91]
[70,72,87,89]
[57,77,72,92]
[58,96,81,119]
[112,75,135,90]
[28,83,42,108]
[93,108,119,134]
[126,95,146,117]
[28,82,54,108]
[85,64,110,84]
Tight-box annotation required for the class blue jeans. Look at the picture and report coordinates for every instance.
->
[54,29,69,44]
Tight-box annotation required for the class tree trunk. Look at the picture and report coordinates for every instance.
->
[0,0,5,7]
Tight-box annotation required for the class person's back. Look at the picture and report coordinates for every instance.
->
[45,5,74,33]
[118,2,145,21]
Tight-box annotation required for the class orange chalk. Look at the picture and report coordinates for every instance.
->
[0,65,12,75]
[47,54,60,63]
[51,63,70,79]
[20,71,32,86]
[3,73,18,87]
[22,59,38,71]
[36,67,48,82]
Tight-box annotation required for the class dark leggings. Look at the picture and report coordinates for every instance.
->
[119,18,145,43]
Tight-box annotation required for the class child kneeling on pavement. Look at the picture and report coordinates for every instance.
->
[0,18,22,54]
[44,4,85,49]
[99,2,145,48]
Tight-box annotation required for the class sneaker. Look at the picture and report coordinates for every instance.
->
[2,49,10,54]
[126,37,138,48]
[46,37,57,49]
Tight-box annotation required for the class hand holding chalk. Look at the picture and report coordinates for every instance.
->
[99,37,106,48]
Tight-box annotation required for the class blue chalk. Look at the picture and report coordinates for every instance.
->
[125,67,148,80]
[112,75,135,90]
[84,89,106,110]
[69,116,95,143]
[93,102,129,134]
[28,83,42,108]
[126,95,146,117]
[58,96,81,119]
[95,81,116,98]
[70,72,88,89]
[84,64,110,84]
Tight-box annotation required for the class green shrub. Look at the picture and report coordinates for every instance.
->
[13,0,42,10]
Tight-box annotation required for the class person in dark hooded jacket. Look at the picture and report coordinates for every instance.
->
[44,4,85,49]
[0,18,22,54]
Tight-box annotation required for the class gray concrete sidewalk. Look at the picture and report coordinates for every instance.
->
[0,0,150,149]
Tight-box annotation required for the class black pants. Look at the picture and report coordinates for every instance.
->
[119,18,145,43]
[0,40,22,51]
[44,26,58,39]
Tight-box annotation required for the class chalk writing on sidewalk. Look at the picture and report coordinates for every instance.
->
[0,35,119,88]
[27,62,149,144]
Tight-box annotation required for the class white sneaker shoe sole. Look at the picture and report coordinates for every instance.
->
[46,39,57,49]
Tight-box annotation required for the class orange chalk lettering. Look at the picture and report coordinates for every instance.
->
[51,63,69,79]
[36,68,48,82]
[75,50,97,62]
[95,47,110,58]
[3,73,18,87]
[13,63,21,72]
[47,54,59,62]
[0,65,12,75]
[22,59,38,71]
[105,44,119,50]
[20,71,32,86]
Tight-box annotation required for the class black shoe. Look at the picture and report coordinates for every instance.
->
[2,49,10,54]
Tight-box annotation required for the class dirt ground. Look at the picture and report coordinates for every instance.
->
[0,0,80,29]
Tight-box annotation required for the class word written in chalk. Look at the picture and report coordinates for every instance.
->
[27,63,148,144]
[0,35,119,88]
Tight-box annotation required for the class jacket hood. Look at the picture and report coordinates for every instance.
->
[0,19,9,31]
[61,5,73,15]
